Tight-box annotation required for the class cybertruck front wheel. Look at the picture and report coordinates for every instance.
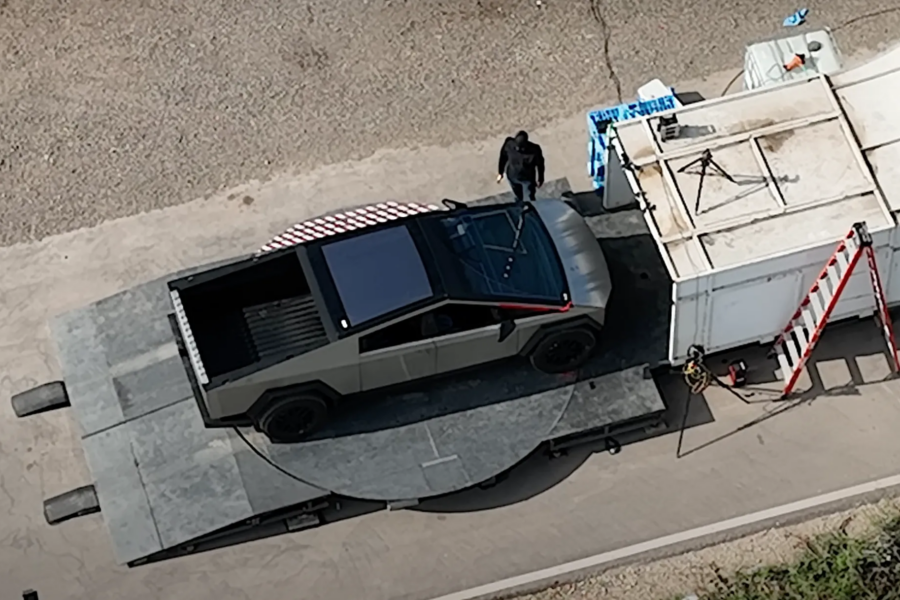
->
[257,392,330,444]
[529,327,597,374]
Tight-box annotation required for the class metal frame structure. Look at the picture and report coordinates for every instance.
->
[621,76,895,278]
[606,49,900,364]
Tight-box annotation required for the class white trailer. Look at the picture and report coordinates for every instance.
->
[604,45,900,365]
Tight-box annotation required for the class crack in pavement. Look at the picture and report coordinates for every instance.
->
[588,0,623,104]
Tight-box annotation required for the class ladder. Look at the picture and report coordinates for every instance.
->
[772,222,900,397]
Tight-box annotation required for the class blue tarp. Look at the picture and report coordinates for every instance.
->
[587,94,678,191]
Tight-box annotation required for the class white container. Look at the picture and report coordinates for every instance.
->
[638,78,681,104]
[605,56,900,364]
[743,28,843,91]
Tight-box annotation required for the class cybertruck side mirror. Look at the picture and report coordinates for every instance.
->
[498,320,517,343]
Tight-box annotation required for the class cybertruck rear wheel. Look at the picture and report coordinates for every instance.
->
[258,393,330,444]
[529,327,597,374]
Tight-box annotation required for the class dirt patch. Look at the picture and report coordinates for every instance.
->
[637,163,662,184]
[759,129,795,153]
[280,35,329,72]
[730,118,776,136]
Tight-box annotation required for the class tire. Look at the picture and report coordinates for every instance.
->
[11,381,70,417]
[257,393,330,444]
[529,327,597,374]
[43,485,101,525]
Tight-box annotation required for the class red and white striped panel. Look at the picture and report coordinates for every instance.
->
[258,201,442,254]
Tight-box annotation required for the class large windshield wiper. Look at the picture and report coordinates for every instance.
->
[502,204,532,280]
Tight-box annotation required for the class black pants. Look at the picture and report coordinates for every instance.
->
[508,177,536,203]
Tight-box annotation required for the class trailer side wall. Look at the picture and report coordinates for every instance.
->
[668,227,895,364]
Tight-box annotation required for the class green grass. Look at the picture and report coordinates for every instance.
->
[685,514,900,600]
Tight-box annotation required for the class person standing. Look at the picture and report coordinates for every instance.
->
[497,130,545,203]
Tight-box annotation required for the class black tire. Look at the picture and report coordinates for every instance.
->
[12,381,70,418]
[529,327,597,374]
[257,393,330,444]
[43,485,101,525]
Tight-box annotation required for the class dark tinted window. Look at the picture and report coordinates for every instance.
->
[321,225,434,326]
[424,206,567,304]
[359,303,506,353]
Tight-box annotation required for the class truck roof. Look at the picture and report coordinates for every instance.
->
[265,201,571,331]
[319,224,435,327]
[610,49,900,281]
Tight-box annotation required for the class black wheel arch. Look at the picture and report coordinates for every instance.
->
[170,312,342,429]
[519,315,604,358]
[246,380,341,422]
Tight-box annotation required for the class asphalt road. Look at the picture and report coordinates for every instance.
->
[2,0,900,245]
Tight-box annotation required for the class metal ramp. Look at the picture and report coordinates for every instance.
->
[13,178,669,566]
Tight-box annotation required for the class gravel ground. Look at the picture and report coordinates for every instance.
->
[515,498,900,600]
[2,0,900,245]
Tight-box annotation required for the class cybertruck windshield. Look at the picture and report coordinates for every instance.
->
[421,204,569,306]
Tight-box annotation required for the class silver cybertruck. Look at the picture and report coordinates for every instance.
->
[168,198,612,443]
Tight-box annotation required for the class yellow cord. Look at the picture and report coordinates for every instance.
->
[682,359,712,394]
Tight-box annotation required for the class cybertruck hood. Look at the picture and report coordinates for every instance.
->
[532,198,612,310]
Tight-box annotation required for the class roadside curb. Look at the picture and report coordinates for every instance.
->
[430,474,900,600]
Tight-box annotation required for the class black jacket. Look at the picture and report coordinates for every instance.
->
[498,138,545,183]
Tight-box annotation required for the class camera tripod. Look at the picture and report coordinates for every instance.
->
[677,149,735,215]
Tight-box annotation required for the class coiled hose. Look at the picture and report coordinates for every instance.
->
[682,359,712,395]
